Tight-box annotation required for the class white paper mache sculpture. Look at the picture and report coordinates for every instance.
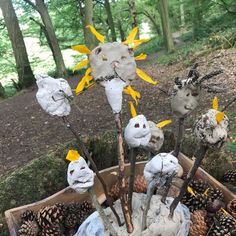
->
[89,42,136,114]
[170,79,200,117]
[36,74,73,117]
[124,115,151,148]
[146,121,164,154]
[194,109,229,148]
[67,157,95,194]
[144,153,178,185]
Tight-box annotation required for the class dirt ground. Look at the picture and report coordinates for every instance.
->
[0,48,235,178]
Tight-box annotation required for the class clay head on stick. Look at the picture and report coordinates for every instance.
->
[194,98,229,148]
[36,74,73,117]
[67,150,94,194]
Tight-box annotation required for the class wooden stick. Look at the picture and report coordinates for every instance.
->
[173,117,185,158]
[169,144,208,218]
[161,172,176,204]
[62,117,122,226]
[141,179,157,231]
[114,113,134,233]
[88,187,117,236]
[128,148,137,211]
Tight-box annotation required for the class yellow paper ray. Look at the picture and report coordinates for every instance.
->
[187,186,196,197]
[203,188,209,196]
[86,25,105,43]
[136,68,157,85]
[123,27,138,44]
[129,101,137,118]
[71,45,91,54]
[212,96,218,110]
[75,74,93,94]
[85,67,92,76]
[216,111,225,124]
[156,119,172,129]
[123,85,141,105]
[135,53,147,61]
[66,150,81,161]
[132,39,150,49]
[73,59,89,72]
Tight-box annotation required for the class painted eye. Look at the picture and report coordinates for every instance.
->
[95,47,102,55]
[121,56,126,60]
[186,93,190,97]
[143,124,146,128]
[80,166,85,170]
[134,123,140,128]
[70,170,74,175]
[102,55,108,61]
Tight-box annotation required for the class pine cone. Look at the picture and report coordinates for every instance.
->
[207,187,224,202]
[77,201,95,225]
[21,210,36,223]
[223,170,236,184]
[189,210,208,236]
[64,212,78,229]
[40,223,63,236]
[133,175,147,193]
[37,204,64,227]
[18,220,39,236]
[227,199,236,218]
[189,180,209,194]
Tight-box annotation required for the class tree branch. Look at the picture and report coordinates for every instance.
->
[22,0,40,12]
[29,17,45,28]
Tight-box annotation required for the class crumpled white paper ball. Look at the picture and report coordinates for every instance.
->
[67,157,95,194]
[104,79,126,114]
[124,115,151,148]
[147,121,164,154]
[170,80,200,117]
[144,153,178,184]
[36,74,73,117]
[194,109,229,148]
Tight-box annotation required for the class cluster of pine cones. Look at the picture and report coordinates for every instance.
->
[186,179,236,236]
[18,201,94,236]
[223,170,236,185]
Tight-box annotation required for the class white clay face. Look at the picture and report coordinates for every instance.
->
[170,80,200,117]
[124,115,151,148]
[194,109,229,148]
[67,157,94,194]
[89,42,136,86]
[36,74,73,117]
[147,121,164,154]
[144,153,178,184]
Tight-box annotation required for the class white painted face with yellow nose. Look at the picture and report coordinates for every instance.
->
[124,115,151,148]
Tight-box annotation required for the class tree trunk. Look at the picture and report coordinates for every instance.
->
[84,0,97,49]
[180,0,185,28]
[117,20,126,41]
[128,0,140,39]
[35,0,67,77]
[193,0,202,39]
[104,0,117,42]
[0,0,35,88]
[158,0,175,52]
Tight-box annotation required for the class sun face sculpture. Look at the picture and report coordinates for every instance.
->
[71,26,157,113]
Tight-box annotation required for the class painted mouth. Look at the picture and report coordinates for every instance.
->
[184,106,192,111]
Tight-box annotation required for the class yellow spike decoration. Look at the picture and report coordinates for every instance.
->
[212,96,219,110]
[66,150,81,161]
[123,27,138,45]
[75,75,93,94]
[129,101,137,118]
[216,111,225,124]
[136,68,157,85]
[156,120,172,129]
[85,67,92,76]
[132,39,150,49]
[123,85,141,105]
[86,25,105,43]
[71,45,91,54]
[135,53,147,61]
[187,186,196,197]
[73,59,89,72]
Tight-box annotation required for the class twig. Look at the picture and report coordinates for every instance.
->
[169,144,208,218]
[199,69,223,84]
[187,63,199,78]
[173,117,185,158]
[141,179,157,231]
[161,172,176,204]
[222,96,236,111]
[128,148,137,211]
[206,222,215,236]
[88,187,117,236]
[114,113,134,233]
[62,117,122,226]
